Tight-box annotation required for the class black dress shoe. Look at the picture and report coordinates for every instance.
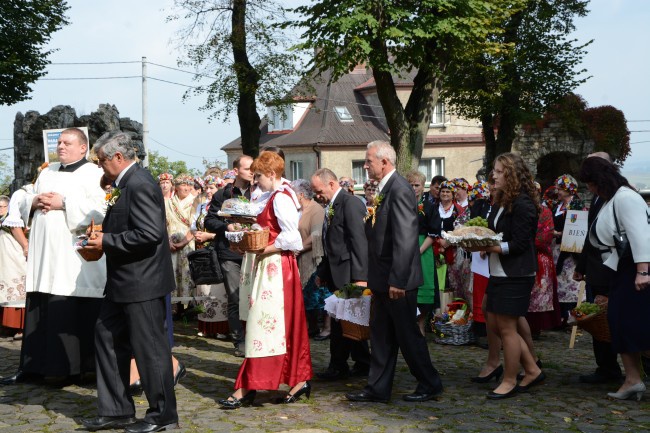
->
[173,362,186,386]
[81,415,137,431]
[402,388,443,402]
[345,390,389,403]
[125,420,179,432]
[316,368,349,381]
[470,365,503,383]
[218,390,257,409]
[579,372,622,384]
[486,386,519,400]
[0,370,39,386]
[282,381,312,403]
[517,359,543,381]
[517,371,546,392]
[129,379,144,396]
[349,365,370,377]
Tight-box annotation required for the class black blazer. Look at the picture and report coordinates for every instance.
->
[204,183,249,262]
[576,195,613,287]
[366,173,423,292]
[102,164,175,303]
[488,193,538,277]
[317,190,368,290]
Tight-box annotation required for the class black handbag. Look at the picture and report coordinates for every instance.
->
[187,243,224,285]
[612,200,632,260]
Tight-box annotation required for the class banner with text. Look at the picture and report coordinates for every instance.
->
[560,210,589,253]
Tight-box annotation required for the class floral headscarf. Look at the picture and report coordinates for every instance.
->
[174,174,194,186]
[542,185,558,209]
[452,178,470,191]
[204,175,224,187]
[224,170,237,180]
[555,174,578,195]
[194,176,205,190]
[439,180,456,193]
[363,179,379,196]
[158,173,173,183]
[469,181,489,201]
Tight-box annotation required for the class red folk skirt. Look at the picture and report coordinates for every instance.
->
[234,253,312,390]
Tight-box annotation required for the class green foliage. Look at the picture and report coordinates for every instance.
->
[287,0,524,172]
[0,154,12,195]
[0,0,69,105]
[443,0,591,167]
[146,151,200,179]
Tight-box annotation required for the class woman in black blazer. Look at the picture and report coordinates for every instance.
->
[471,153,543,399]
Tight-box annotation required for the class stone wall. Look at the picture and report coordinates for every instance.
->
[512,121,594,190]
[12,104,144,192]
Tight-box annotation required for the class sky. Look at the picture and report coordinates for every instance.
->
[1,0,648,175]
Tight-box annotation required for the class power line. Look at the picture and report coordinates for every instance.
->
[630,141,650,144]
[40,76,140,81]
[149,136,226,160]
[146,62,218,80]
[50,61,141,65]
[148,76,200,89]
[627,120,650,122]
[629,130,650,133]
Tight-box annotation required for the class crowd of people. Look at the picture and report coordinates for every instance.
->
[0,130,649,431]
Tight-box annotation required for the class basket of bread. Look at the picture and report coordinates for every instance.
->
[441,217,502,248]
[225,223,269,252]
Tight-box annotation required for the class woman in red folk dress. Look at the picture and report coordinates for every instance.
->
[219,151,312,409]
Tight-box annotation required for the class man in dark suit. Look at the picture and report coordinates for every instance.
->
[346,141,443,403]
[311,168,371,380]
[574,152,621,384]
[81,132,178,433]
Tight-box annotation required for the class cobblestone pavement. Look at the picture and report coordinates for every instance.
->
[1,322,648,433]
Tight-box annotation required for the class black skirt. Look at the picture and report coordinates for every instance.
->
[486,275,535,317]
[20,292,102,377]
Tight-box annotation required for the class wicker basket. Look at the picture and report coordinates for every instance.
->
[432,320,476,345]
[341,319,370,341]
[573,306,611,342]
[231,229,270,252]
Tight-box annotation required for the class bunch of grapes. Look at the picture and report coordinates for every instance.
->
[465,217,488,227]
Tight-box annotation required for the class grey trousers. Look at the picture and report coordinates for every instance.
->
[220,259,244,345]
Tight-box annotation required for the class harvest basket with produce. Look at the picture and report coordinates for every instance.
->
[324,283,372,341]
[441,217,502,248]
[570,302,611,342]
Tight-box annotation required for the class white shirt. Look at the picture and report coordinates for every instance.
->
[114,161,137,188]
[377,169,396,193]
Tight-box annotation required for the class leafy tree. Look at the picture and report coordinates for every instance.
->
[146,150,200,179]
[289,0,523,173]
[0,0,69,105]
[0,154,12,195]
[168,0,302,157]
[443,0,591,168]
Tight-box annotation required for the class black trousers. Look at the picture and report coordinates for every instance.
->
[94,297,177,425]
[328,319,370,373]
[365,290,442,399]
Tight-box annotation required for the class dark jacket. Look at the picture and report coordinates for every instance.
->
[576,195,614,288]
[102,164,175,303]
[317,190,368,290]
[418,198,442,237]
[488,192,538,277]
[366,173,423,292]
[203,183,250,262]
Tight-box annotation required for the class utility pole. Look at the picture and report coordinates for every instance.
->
[142,56,149,168]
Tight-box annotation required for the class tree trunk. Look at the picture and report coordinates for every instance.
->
[482,114,497,170]
[231,0,261,157]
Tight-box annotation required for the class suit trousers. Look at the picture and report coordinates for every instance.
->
[220,259,244,345]
[329,319,370,373]
[94,297,178,425]
[365,290,442,399]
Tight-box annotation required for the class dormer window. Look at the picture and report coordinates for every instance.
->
[268,106,293,132]
[334,106,354,123]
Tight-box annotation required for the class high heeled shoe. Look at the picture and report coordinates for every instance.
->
[471,365,503,383]
[607,382,646,401]
[218,390,257,409]
[283,381,311,403]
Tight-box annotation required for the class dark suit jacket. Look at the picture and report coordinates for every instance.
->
[204,183,249,262]
[576,195,613,287]
[488,193,538,277]
[102,164,175,303]
[366,173,423,293]
[317,190,368,290]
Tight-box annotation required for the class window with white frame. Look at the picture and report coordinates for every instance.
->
[289,160,303,180]
[334,106,354,123]
[418,158,445,180]
[429,101,446,127]
[352,160,366,185]
[267,106,293,131]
